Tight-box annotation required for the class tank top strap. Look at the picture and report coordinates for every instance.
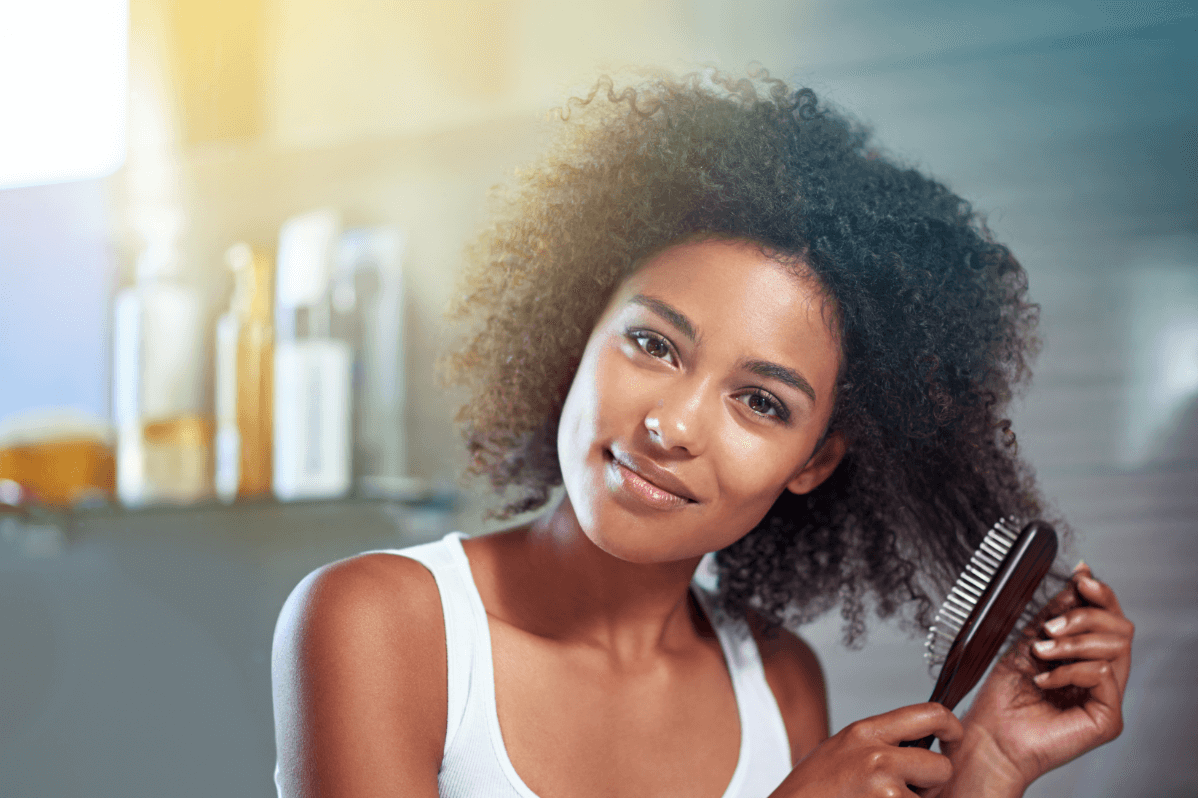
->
[691,586,794,782]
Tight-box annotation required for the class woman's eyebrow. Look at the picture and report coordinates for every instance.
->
[740,359,817,403]
[629,294,697,342]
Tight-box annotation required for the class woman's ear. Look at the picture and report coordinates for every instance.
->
[785,430,846,495]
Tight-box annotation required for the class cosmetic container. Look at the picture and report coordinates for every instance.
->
[0,410,115,508]
[272,209,353,501]
[215,243,275,503]
[335,226,413,493]
[112,212,213,506]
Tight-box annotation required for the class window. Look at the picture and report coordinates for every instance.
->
[0,0,128,189]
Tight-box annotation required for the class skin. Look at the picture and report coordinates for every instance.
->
[272,239,1133,798]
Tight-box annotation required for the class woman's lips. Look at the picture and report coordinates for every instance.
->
[604,449,696,511]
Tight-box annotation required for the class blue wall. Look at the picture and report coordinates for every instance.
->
[0,178,114,420]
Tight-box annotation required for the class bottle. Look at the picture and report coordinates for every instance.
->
[272,208,353,501]
[0,409,115,508]
[112,209,213,507]
[214,243,274,503]
[335,226,416,496]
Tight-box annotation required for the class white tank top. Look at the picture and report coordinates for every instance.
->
[390,532,794,798]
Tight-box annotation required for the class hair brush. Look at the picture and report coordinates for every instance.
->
[900,518,1059,749]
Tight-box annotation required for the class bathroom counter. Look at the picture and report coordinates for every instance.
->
[0,496,457,797]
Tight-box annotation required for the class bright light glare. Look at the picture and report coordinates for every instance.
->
[1122,259,1198,466]
[0,0,128,189]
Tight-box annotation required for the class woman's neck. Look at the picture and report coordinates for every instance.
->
[468,494,709,665]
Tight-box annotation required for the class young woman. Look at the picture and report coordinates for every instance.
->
[272,73,1133,798]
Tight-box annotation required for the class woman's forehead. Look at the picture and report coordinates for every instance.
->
[616,238,838,336]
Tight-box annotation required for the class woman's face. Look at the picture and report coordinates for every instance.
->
[556,238,844,564]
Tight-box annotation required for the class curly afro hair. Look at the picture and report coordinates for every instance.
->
[443,70,1047,643]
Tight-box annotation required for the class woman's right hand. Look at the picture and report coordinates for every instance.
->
[770,702,963,797]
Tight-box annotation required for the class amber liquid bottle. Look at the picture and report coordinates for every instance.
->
[215,243,274,502]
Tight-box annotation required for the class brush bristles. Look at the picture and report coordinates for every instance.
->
[925,518,1022,669]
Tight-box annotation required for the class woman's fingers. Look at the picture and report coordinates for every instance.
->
[855,705,960,796]
[898,746,956,789]
[850,702,964,747]
[1037,573,1134,690]
[1042,606,1134,639]
[1033,659,1122,711]
[780,703,963,797]
[1071,568,1125,618]
[1032,658,1125,747]
[1032,632,1130,663]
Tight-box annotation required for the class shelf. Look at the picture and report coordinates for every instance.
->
[0,489,461,560]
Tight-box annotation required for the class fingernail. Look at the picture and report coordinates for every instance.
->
[1044,616,1067,635]
[1080,575,1101,591]
[1033,639,1055,655]
[1073,559,1088,573]
[1033,671,1050,685]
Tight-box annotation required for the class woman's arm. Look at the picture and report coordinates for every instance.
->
[272,554,447,798]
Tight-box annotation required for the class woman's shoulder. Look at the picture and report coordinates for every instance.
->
[273,547,450,699]
[747,611,830,763]
[277,546,447,648]
[272,548,447,795]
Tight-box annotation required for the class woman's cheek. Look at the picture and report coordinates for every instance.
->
[594,346,657,431]
[557,342,608,481]
[710,427,790,515]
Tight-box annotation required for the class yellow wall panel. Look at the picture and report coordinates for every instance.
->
[168,0,266,144]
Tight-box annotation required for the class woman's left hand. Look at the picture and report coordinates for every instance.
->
[939,563,1134,795]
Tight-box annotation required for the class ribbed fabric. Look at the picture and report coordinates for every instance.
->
[389,533,794,798]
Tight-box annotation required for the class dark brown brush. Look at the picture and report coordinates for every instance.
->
[900,519,1059,749]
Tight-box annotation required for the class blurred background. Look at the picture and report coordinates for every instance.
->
[0,1,1194,795]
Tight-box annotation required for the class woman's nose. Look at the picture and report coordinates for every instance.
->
[643,379,711,455]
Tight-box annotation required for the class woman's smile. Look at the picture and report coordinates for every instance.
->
[555,237,845,563]
[604,445,699,511]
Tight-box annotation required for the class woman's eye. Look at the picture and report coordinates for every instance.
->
[738,390,790,422]
[630,331,675,363]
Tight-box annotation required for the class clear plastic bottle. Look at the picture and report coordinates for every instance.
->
[336,226,423,499]
[271,208,352,501]
[112,210,213,507]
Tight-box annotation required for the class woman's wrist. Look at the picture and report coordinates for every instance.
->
[933,724,1028,798]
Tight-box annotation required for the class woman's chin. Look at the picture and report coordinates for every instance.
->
[560,477,724,566]
[579,519,707,567]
